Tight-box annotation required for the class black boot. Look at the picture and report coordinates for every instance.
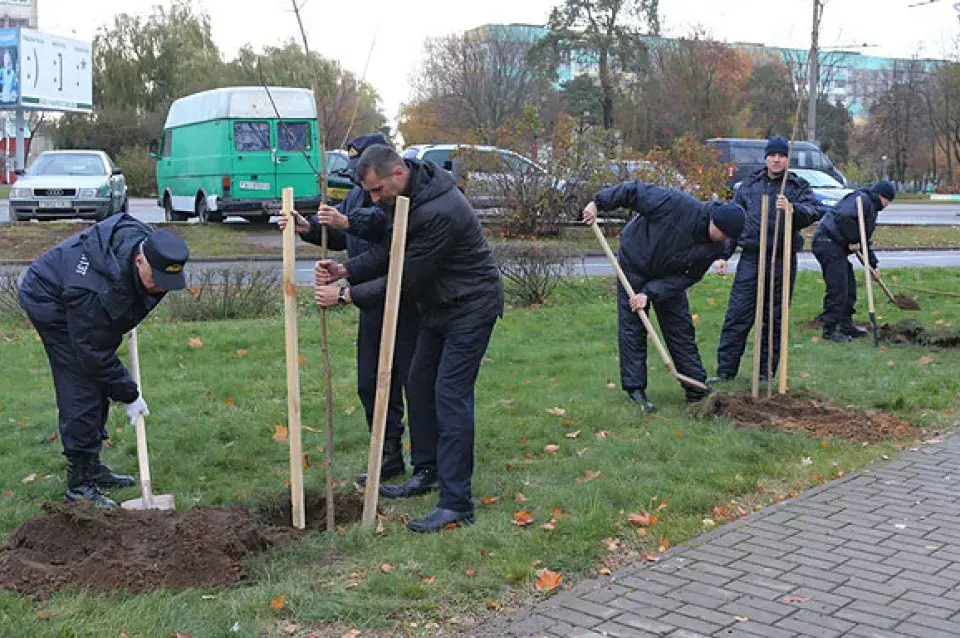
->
[65,455,118,508]
[88,454,136,489]
[379,468,438,499]
[840,322,868,339]
[823,326,852,343]
[707,375,734,384]
[357,438,406,485]
[407,507,475,533]
[627,389,657,412]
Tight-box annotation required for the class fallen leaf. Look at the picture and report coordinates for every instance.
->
[2,490,13,498]
[464,568,476,578]
[887,360,895,367]
[645,553,660,562]
[284,624,301,635]
[565,429,581,439]
[530,559,544,567]
[606,381,616,389]
[189,286,201,298]
[637,528,648,537]
[188,337,203,349]
[595,430,610,439]
[734,616,750,622]
[783,595,812,603]
[421,576,436,585]
[656,499,668,511]
[480,497,500,505]
[599,567,612,575]
[523,452,534,460]
[541,518,559,531]
[800,457,813,466]
[380,563,394,573]
[546,407,566,416]
[628,511,658,527]
[301,453,309,469]
[485,600,501,610]
[21,473,36,484]
[552,506,566,517]
[224,397,236,407]
[544,444,560,454]
[602,537,621,551]
[658,538,671,551]
[674,429,683,438]
[36,610,56,620]
[298,354,307,366]
[515,492,528,503]
[342,631,361,638]
[575,469,601,484]
[517,437,528,445]
[692,313,701,325]
[270,596,286,610]
[512,509,535,527]
[534,569,563,592]
[561,417,573,427]
[811,336,820,344]
[236,349,248,357]
[376,520,386,536]
[799,371,810,378]
[917,356,935,366]
[273,425,288,443]
[46,432,58,443]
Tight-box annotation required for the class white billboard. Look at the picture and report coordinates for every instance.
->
[17,29,92,113]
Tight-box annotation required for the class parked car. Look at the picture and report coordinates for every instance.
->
[324,149,356,204]
[707,138,846,188]
[151,86,324,223]
[789,168,852,211]
[7,150,128,222]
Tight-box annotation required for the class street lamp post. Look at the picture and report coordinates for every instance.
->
[881,155,889,181]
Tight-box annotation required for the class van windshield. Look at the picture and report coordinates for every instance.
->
[732,146,765,165]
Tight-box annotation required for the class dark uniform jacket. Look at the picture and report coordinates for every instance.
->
[345,159,504,329]
[302,185,386,257]
[815,188,881,268]
[594,181,728,301]
[19,214,163,403]
[728,168,820,256]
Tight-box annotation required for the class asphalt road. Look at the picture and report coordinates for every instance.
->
[2,199,960,226]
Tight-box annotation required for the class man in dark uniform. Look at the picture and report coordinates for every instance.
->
[582,183,745,410]
[18,214,189,508]
[812,180,895,342]
[711,136,820,383]
[314,144,504,533]
[281,133,419,484]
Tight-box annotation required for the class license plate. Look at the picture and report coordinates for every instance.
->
[238,181,271,191]
[41,199,73,208]
[327,187,349,200]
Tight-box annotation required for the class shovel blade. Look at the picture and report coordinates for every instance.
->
[122,494,176,511]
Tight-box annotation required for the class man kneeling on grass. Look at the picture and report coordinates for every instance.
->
[582,183,745,411]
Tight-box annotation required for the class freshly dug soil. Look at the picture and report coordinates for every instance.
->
[880,319,960,349]
[692,392,919,444]
[0,492,366,598]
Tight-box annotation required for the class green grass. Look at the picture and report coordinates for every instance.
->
[0,186,9,199]
[1,271,959,636]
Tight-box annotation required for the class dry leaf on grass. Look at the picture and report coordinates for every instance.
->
[464,568,476,578]
[628,511,658,527]
[574,470,601,484]
[595,430,610,439]
[380,563,394,573]
[512,509,535,527]
[534,569,563,592]
[269,596,286,610]
[236,349,247,357]
[602,537,621,551]
[541,518,559,531]
[21,473,36,484]
[224,397,236,407]
[515,492,528,503]
[544,444,560,454]
[273,425,288,443]
[546,407,566,416]
[565,430,581,439]
[188,337,203,349]
[480,497,500,505]
[917,356,935,366]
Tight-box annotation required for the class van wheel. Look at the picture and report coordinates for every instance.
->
[195,195,222,224]
[164,195,188,222]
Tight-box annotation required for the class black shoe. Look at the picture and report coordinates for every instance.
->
[407,507,475,533]
[840,323,868,338]
[707,375,734,384]
[823,327,852,342]
[88,456,136,489]
[686,387,713,404]
[65,455,117,509]
[627,389,657,412]
[379,469,438,499]
[357,439,406,485]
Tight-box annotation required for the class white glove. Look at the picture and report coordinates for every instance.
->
[125,396,150,426]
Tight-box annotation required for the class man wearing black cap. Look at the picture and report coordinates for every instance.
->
[812,180,895,342]
[280,133,420,485]
[18,213,189,508]
[711,136,820,384]
[582,182,746,409]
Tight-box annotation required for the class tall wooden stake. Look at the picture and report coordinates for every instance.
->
[362,196,411,527]
[778,203,794,395]
[282,187,305,530]
[857,196,879,347]
[766,205,780,398]
[751,196,769,399]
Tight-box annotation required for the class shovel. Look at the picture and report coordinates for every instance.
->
[121,328,175,511]
[856,197,879,348]
[854,253,921,311]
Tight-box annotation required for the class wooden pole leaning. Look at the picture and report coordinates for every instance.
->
[766,205,780,398]
[856,196,879,347]
[778,201,794,395]
[320,226,336,532]
[282,187,306,530]
[589,222,708,392]
[751,196,769,398]
[361,195,411,527]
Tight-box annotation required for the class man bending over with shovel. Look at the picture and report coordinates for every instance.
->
[583,183,745,411]
[19,214,189,508]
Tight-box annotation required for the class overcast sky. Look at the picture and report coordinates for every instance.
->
[42,0,960,129]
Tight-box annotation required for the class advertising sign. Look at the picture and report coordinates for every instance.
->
[17,29,92,112]
[0,28,18,108]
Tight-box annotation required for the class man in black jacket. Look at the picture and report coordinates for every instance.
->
[314,145,504,533]
[812,181,895,341]
[18,214,189,508]
[280,133,419,485]
[711,137,820,383]
[583,183,745,409]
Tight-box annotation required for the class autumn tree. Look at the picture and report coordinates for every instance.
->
[742,61,796,138]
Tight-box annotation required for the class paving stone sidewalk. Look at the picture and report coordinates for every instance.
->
[475,435,960,637]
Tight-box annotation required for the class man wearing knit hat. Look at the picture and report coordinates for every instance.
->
[711,136,820,384]
[811,180,895,341]
[583,183,745,410]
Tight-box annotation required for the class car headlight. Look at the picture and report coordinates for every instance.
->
[97,183,112,197]
[10,187,31,198]
[79,188,97,198]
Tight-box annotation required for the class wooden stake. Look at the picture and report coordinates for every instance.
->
[282,187,305,530]
[751,196,769,399]
[767,204,780,398]
[856,196,879,347]
[778,201,794,394]
[362,195,411,527]
[590,222,708,392]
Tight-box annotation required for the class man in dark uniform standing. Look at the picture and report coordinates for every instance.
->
[711,136,820,383]
[812,180,895,342]
[314,144,504,533]
[281,133,419,484]
[18,214,189,508]
[583,184,745,410]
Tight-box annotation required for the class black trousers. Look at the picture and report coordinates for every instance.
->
[617,283,707,401]
[812,235,857,328]
[716,251,797,379]
[355,301,419,442]
[406,319,496,513]
[19,295,109,457]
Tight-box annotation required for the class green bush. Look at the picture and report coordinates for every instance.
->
[115,145,158,198]
[491,241,576,306]
[0,271,25,321]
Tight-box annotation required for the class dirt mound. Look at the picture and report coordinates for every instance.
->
[256,491,366,530]
[880,319,960,348]
[692,392,918,443]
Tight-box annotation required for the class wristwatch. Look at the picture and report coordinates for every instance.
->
[337,287,348,306]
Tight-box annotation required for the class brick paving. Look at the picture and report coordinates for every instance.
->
[474,435,960,637]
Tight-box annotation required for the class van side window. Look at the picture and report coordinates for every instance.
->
[161,130,173,158]
[234,122,271,152]
[279,122,311,151]
[423,149,452,168]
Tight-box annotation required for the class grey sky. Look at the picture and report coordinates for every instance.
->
[43,0,959,129]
